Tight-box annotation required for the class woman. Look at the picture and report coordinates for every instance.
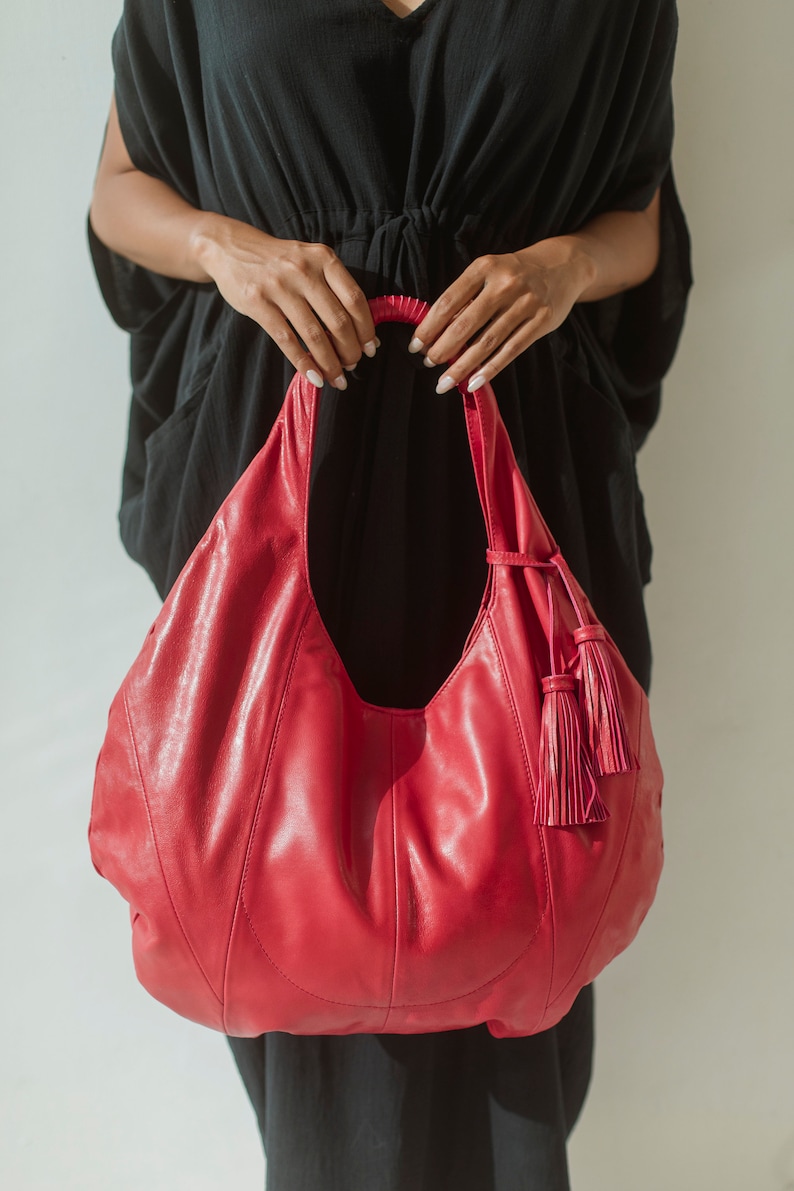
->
[88,0,691,1186]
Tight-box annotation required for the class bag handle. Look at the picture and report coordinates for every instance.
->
[368,298,632,808]
[288,294,558,561]
[366,295,544,558]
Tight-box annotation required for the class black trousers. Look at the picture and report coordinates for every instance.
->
[227,982,593,1191]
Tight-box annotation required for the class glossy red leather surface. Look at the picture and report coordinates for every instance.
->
[89,295,663,1037]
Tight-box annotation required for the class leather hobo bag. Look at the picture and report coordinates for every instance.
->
[89,295,664,1038]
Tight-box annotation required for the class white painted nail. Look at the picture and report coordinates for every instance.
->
[467,374,487,392]
[423,355,437,369]
[307,369,323,387]
[408,337,424,354]
[435,375,456,395]
[344,363,357,372]
[363,339,378,357]
[333,375,347,390]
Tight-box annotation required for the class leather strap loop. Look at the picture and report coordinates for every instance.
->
[573,625,606,645]
[541,675,576,694]
[486,549,546,567]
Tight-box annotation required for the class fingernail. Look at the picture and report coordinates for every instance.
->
[307,369,323,387]
[467,374,487,392]
[435,375,456,395]
[423,355,437,369]
[333,375,347,390]
[408,337,424,354]
[363,339,378,357]
[344,363,357,372]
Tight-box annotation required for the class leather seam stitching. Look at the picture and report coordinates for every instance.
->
[486,595,558,1031]
[232,605,313,1021]
[382,715,399,1030]
[241,890,562,1010]
[238,616,557,1011]
[123,690,223,1008]
[241,905,388,1009]
[546,697,645,1010]
[484,613,552,1008]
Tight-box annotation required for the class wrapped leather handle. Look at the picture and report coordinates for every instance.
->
[367,294,470,396]
[368,294,431,329]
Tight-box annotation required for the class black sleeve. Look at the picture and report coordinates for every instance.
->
[86,0,216,527]
[86,0,203,337]
[577,0,693,448]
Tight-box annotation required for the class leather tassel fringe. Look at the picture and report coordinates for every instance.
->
[535,675,610,826]
[574,625,635,777]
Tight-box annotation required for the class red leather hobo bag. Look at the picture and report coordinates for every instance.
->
[89,295,663,1038]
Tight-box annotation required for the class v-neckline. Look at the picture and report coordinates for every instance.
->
[369,0,443,24]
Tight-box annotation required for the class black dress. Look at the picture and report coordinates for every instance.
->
[87,1,691,1186]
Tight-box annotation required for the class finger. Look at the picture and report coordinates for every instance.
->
[433,306,553,394]
[408,262,490,355]
[322,256,380,357]
[419,287,521,369]
[254,300,331,387]
[279,295,349,389]
[308,281,372,374]
[451,304,528,376]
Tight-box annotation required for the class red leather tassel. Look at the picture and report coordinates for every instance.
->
[535,675,610,826]
[573,625,635,777]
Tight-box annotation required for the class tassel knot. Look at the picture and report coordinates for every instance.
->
[573,625,635,777]
[535,674,610,827]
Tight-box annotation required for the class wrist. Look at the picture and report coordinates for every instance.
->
[515,235,597,305]
[188,210,238,282]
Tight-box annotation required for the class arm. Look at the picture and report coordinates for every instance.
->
[89,93,377,388]
[89,93,224,283]
[409,189,662,393]
[568,187,661,302]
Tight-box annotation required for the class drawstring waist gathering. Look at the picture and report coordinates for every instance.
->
[274,206,515,298]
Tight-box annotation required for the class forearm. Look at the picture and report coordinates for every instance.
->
[89,164,228,283]
[515,187,662,305]
[89,91,234,282]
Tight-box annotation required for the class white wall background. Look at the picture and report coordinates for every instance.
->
[1,1,792,1188]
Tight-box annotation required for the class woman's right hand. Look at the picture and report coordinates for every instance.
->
[90,93,377,390]
[192,214,379,390]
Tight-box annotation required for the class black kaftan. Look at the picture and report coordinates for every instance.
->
[88,0,691,1186]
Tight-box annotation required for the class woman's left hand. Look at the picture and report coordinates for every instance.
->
[409,237,595,393]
